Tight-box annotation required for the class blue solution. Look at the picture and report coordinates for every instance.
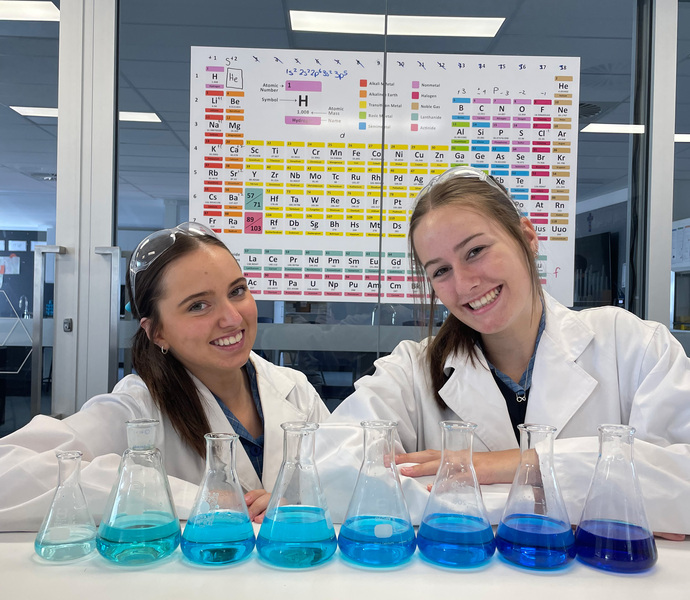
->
[338,515,416,567]
[35,526,96,561]
[256,505,337,568]
[181,511,255,565]
[496,513,575,569]
[575,519,657,573]
[417,513,495,567]
[96,512,180,565]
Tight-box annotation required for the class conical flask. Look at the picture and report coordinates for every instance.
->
[574,424,657,572]
[181,433,255,565]
[34,450,97,561]
[338,420,416,567]
[417,421,495,567]
[256,422,337,568]
[96,419,180,564]
[496,423,575,569]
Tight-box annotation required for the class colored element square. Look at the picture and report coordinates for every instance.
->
[360,79,367,87]
[359,123,366,130]
[359,112,367,119]
[359,90,367,98]
[412,81,420,89]
[359,101,367,108]
[411,102,419,110]
[411,113,418,121]
[411,124,418,131]
[412,92,419,99]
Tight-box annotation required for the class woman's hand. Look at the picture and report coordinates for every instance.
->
[245,489,271,523]
[395,448,520,485]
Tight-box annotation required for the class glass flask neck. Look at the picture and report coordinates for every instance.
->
[126,418,158,451]
[281,422,318,465]
[598,424,634,462]
[205,432,239,473]
[439,421,475,467]
[361,420,396,466]
[56,450,83,487]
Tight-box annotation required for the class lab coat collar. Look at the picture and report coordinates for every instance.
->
[436,293,597,449]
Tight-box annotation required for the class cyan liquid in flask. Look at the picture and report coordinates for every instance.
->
[496,424,575,569]
[96,419,180,564]
[181,433,255,565]
[34,450,97,561]
[338,420,416,567]
[417,422,495,567]
[574,425,657,573]
[256,422,337,568]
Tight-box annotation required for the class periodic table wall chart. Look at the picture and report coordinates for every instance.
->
[190,47,580,306]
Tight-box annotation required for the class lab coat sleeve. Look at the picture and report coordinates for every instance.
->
[0,395,199,532]
[553,321,690,534]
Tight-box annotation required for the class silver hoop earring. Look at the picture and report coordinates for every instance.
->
[160,346,168,355]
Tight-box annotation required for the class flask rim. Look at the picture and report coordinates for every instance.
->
[204,432,240,441]
[440,420,477,431]
[360,419,397,429]
[280,421,319,433]
[598,423,636,437]
[517,423,557,434]
[54,450,82,460]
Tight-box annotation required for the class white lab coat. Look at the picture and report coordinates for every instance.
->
[316,293,690,533]
[0,352,329,532]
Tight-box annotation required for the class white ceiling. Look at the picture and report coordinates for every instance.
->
[0,0,689,232]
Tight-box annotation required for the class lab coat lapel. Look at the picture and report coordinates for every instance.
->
[527,294,598,437]
[438,352,518,451]
[189,372,263,493]
[252,356,310,493]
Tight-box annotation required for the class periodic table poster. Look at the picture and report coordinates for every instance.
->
[190,47,580,306]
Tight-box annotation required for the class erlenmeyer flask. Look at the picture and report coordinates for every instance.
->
[574,424,657,572]
[417,421,495,567]
[338,420,416,567]
[34,450,97,561]
[496,423,575,569]
[96,419,180,564]
[181,433,255,565]
[256,422,337,568]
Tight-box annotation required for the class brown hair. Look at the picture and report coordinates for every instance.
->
[126,233,232,458]
[408,176,542,408]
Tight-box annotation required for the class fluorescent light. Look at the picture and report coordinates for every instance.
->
[10,106,58,118]
[0,1,59,21]
[389,15,504,37]
[581,123,644,134]
[10,106,160,122]
[289,10,504,37]
[676,134,690,143]
[119,111,161,123]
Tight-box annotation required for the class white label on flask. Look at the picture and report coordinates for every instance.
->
[374,523,393,538]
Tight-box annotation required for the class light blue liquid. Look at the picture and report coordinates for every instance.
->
[256,505,337,568]
[417,513,495,567]
[181,511,255,565]
[96,512,180,565]
[338,515,416,567]
[496,513,575,569]
[35,525,97,561]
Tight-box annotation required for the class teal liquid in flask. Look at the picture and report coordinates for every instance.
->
[34,450,97,561]
[181,433,255,565]
[496,424,575,570]
[338,420,416,567]
[96,419,180,564]
[256,422,337,568]
[416,422,495,568]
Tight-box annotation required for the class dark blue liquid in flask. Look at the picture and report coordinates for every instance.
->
[574,425,657,573]
[96,419,180,564]
[181,433,255,565]
[256,422,337,568]
[496,424,574,570]
[338,420,416,567]
[416,421,495,568]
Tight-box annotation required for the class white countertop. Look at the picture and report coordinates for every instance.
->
[2,527,689,599]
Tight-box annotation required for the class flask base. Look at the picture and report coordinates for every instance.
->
[338,515,416,567]
[496,514,575,569]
